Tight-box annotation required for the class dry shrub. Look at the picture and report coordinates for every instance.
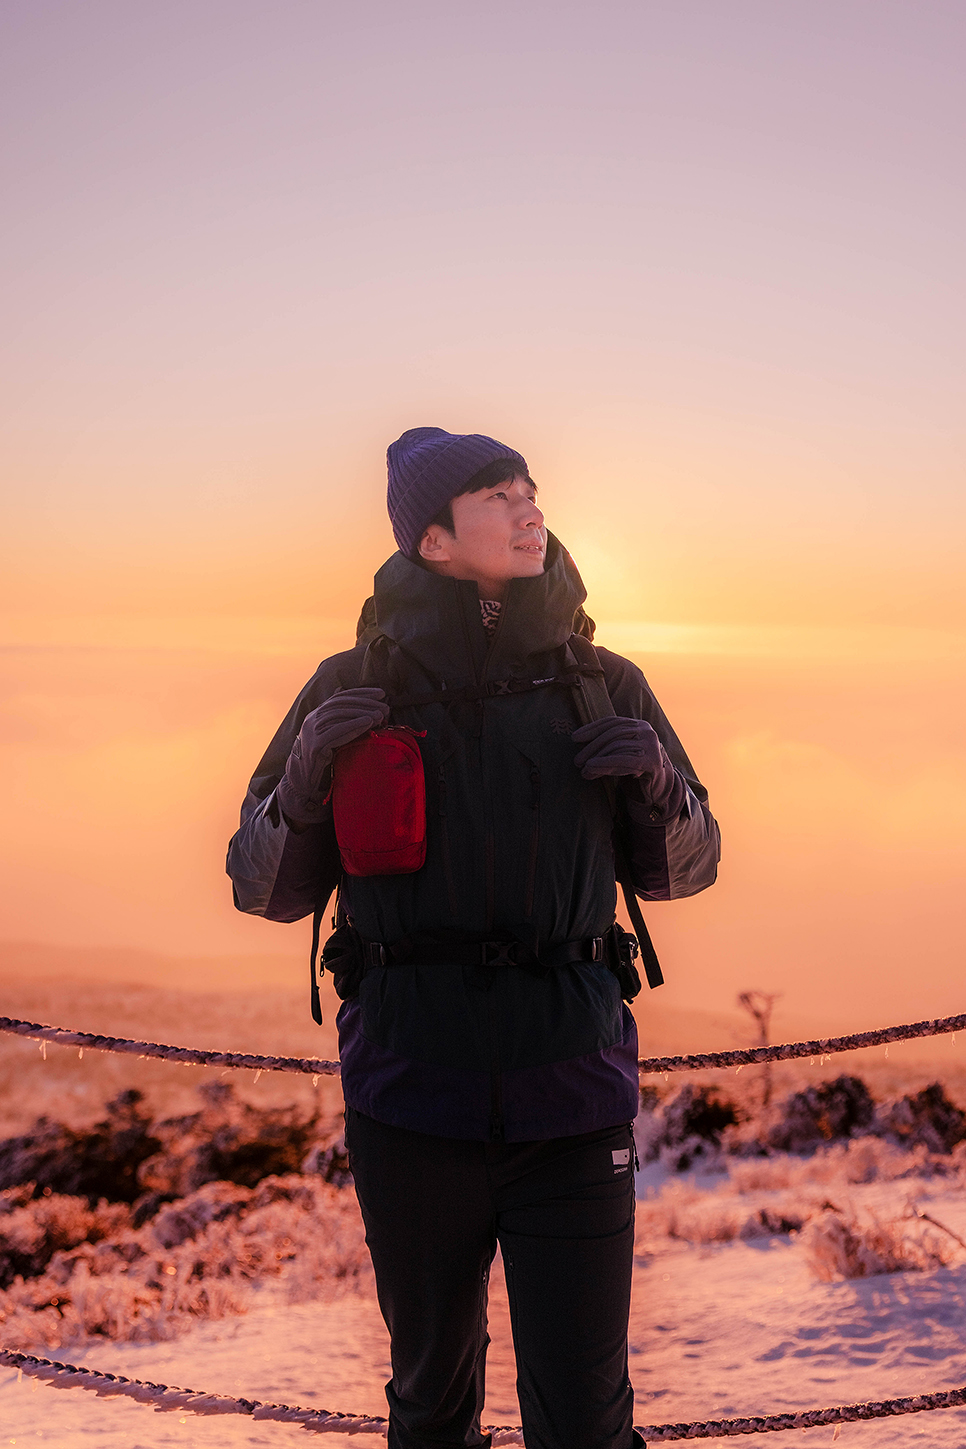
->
[768,1075,875,1153]
[635,1179,806,1247]
[132,1081,322,1196]
[875,1083,966,1154]
[0,1082,332,1209]
[0,1192,130,1288]
[650,1076,966,1168]
[640,1084,740,1172]
[633,1137,947,1250]
[0,1090,161,1204]
[0,1173,368,1351]
[727,1137,939,1192]
[803,1207,955,1281]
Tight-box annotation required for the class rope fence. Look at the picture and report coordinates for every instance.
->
[3,1349,966,1441]
[1,1009,964,1078]
[637,1010,966,1075]
[0,1016,340,1077]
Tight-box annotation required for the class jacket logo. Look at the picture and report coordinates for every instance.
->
[550,719,573,735]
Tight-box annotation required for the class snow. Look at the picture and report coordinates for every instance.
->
[3,974,966,1445]
[4,1177,966,1448]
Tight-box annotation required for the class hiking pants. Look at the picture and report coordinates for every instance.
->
[344,1108,639,1449]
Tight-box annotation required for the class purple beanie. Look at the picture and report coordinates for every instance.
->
[387,427,528,558]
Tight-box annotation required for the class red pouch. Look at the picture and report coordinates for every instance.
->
[330,726,427,876]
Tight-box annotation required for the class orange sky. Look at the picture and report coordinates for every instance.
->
[2,2,964,1034]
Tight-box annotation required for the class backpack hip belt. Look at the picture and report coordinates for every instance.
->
[320,921,641,1003]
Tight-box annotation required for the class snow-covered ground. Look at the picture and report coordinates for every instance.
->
[4,973,966,1445]
[4,1173,966,1449]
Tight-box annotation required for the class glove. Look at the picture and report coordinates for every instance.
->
[571,716,686,817]
[277,687,389,826]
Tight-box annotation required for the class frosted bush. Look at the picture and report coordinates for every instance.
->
[0,1174,369,1351]
[768,1075,875,1153]
[635,1179,808,1247]
[641,1085,740,1171]
[727,1137,938,1192]
[803,1207,955,1281]
[151,1180,253,1248]
[137,1081,322,1196]
[643,1076,966,1170]
[0,1082,337,1206]
[0,1090,161,1203]
[0,1192,130,1287]
[874,1083,966,1154]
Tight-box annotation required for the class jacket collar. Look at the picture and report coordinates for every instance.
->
[370,533,587,688]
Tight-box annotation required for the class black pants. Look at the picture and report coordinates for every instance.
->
[345,1108,639,1449]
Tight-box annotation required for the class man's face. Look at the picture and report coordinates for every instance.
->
[418,475,546,598]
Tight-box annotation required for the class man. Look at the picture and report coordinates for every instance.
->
[227,427,720,1449]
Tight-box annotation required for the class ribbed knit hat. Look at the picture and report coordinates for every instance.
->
[387,427,528,558]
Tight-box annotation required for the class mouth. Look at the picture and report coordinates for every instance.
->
[515,540,545,554]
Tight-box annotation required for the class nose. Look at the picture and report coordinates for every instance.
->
[522,498,544,529]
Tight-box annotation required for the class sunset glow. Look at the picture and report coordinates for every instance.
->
[2,1,964,1037]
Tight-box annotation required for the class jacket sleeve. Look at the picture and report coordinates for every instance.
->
[225,647,364,922]
[596,646,721,901]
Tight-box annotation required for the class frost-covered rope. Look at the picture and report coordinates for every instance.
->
[638,1011,966,1075]
[636,1385,966,1441]
[0,1016,340,1077]
[3,1349,966,1441]
[0,1348,387,1436]
[2,1009,964,1080]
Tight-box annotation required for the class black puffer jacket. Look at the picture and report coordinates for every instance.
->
[227,536,720,1140]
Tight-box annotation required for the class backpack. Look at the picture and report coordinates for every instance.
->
[308,625,663,1024]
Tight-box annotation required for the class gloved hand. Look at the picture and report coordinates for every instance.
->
[571,716,686,817]
[277,687,389,826]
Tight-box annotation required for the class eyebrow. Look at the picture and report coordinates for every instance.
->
[491,478,537,492]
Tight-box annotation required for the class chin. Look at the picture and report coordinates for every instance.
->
[510,552,547,575]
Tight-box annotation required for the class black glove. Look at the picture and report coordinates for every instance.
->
[571,716,686,817]
[277,687,389,826]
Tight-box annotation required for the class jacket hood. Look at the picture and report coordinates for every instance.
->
[367,532,588,688]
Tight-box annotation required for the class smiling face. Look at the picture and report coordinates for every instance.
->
[417,474,546,601]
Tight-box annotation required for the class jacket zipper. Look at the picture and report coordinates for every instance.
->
[489,1050,504,1141]
[524,763,541,919]
[470,587,507,1133]
[435,763,460,919]
[472,596,498,933]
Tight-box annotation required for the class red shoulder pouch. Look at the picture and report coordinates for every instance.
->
[330,726,427,876]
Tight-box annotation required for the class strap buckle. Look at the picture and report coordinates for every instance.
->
[365,941,388,968]
[482,940,524,967]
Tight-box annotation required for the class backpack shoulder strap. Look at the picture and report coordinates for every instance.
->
[565,633,615,720]
[565,633,664,990]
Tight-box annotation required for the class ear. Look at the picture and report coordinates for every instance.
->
[417,525,455,564]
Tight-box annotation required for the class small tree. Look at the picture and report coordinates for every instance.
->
[737,990,781,1108]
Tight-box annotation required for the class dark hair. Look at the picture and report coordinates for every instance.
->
[426,458,535,537]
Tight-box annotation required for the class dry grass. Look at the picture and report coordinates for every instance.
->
[635,1139,966,1265]
[0,1174,369,1352]
[635,1177,811,1248]
[803,1207,956,1280]
[727,1136,965,1190]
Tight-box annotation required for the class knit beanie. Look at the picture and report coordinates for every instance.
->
[387,426,528,559]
